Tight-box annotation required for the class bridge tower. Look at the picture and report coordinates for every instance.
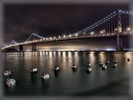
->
[31,34,37,51]
[116,9,123,51]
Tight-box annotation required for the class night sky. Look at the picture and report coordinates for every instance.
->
[4,4,128,43]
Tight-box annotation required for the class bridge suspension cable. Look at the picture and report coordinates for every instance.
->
[9,40,17,45]
[72,9,133,37]
[25,33,45,42]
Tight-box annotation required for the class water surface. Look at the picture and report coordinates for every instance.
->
[2,51,133,96]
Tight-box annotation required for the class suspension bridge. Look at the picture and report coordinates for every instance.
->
[1,9,133,52]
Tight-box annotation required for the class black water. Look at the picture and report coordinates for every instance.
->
[2,51,133,96]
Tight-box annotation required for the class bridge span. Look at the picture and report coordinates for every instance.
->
[1,34,131,52]
[1,9,133,52]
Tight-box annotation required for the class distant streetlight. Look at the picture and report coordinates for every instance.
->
[75,33,78,37]
[100,30,103,34]
[114,28,118,31]
[63,35,66,38]
[100,30,105,34]
[118,27,122,33]
[58,36,61,39]
[69,34,72,37]
[90,31,94,35]
[126,27,131,32]
[50,37,52,40]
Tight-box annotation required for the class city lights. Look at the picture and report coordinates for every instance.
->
[90,31,94,35]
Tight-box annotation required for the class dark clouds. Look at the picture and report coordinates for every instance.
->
[4,4,128,43]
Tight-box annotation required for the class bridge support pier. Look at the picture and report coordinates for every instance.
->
[32,43,36,51]
[116,34,123,51]
[19,45,23,52]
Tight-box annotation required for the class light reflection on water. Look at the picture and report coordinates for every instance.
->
[2,51,133,96]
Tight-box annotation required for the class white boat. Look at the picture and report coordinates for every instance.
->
[99,62,104,66]
[30,67,38,73]
[113,59,117,63]
[87,63,91,67]
[87,68,92,72]
[72,65,77,69]
[41,73,50,80]
[106,60,110,64]
[4,70,11,76]
[54,66,60,71]
[112,63,118,68]
[6,79,16,87]
[102,64,107,70]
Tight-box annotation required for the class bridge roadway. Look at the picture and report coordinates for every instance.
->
[4,34,131,52]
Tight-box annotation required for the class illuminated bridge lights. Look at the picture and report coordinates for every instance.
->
[75,33,78,37]
[118,27,122,33]
[100,30,106,34]
[114,28,118,32]
[90,31,94,35]
[39,39,42,42]
[58,36,61,39]
[126,27,131,32]
[49,37,52,40]
[68,34,72,38]
[63,35,66,38]
[100,30,104,34]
